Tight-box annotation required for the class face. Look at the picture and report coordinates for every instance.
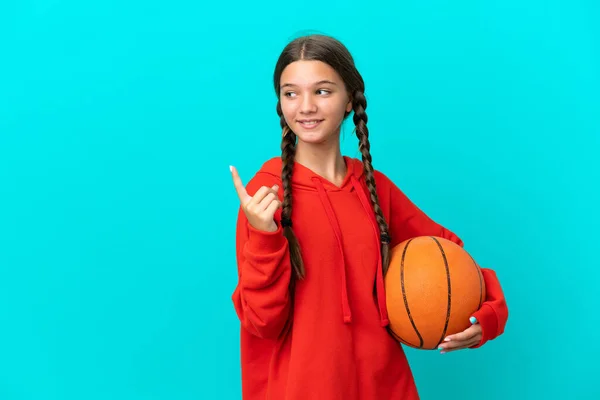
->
[279,60,353,145]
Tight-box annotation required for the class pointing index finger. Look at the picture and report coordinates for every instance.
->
[230,165,249,203]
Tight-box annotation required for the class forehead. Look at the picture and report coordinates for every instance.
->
[280,60,342,87]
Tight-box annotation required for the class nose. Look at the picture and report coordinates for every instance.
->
[300,94,317,114]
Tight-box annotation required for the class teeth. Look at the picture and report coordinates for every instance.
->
[301,120,319,125]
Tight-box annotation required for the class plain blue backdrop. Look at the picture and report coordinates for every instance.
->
[1,1,598,399]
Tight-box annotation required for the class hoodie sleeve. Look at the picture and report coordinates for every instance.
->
[380,172,463,248]
[231,176,292,340]
[469,267,509,348]
[378,172,508,348]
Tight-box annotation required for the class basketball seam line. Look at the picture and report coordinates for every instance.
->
[431,236,451,347]
[400,238,424,349]
[387,326,410,346]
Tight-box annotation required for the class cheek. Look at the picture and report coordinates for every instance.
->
[320,99,348,120]
[280,101,297,124]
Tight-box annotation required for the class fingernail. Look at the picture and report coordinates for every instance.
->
[437,346,444,350]
[470,316,477,324]
[229,165,233,172]
[444,337,451,342]
[440,350,446,354]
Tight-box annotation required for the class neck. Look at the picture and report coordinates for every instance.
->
[294,137,346,186]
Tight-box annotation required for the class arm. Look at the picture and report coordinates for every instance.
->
[470,267,508,347]
[383,173,463,248]
[231,182,292,340]
[381,173,508,346]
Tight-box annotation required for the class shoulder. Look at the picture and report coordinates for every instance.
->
[245,156,282,195]
[373,168,396,193]
[345,156,399,195]
[346,157,394,188]
[372,167,409,203]
[373,169,392,185]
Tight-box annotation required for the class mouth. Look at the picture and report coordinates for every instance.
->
[297,119,324,129]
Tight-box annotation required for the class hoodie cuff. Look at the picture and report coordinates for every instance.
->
[245,222,287,255]
[469,303,499,349]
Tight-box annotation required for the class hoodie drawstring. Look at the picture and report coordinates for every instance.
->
[350,176,389,327]
[313,177,353,323]
[312,176,389,327]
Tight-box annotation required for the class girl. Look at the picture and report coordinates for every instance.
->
[230,34,508,400]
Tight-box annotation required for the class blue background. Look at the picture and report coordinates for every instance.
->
[1,1,598,399]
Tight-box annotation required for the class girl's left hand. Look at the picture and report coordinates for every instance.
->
[437,317,482,354]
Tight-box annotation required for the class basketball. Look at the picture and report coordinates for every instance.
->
[384,236,486,350]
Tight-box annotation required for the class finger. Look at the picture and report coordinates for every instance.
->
[248,185,279,208]
[440,338,480,354]
[440,345,466,354]
[439,336,479,351]
[444,323,480,342]
[256,192,277,213]
[264,198,282,217]
[441,346,465,354]
[230,166,250,203]
[245,186,270,211]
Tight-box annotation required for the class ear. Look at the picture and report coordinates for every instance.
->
[346,96,353,113]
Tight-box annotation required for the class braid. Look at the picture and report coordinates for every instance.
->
[352,90,392,275]
[277,101,305,279]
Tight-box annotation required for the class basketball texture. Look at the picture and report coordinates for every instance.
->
[385,236,486,350]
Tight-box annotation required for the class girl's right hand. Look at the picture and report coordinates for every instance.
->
[230,165,281,233]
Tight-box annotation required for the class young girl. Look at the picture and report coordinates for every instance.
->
[230,34,508,400]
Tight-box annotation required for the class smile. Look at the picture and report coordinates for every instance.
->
[298,119,324,129]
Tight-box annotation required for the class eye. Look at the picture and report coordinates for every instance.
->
[283,92,297,98]
[317,89,331,95]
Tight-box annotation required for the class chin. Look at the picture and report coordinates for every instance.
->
[294,132,331,145]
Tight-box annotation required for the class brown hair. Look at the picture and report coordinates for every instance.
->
[273,34,391,280]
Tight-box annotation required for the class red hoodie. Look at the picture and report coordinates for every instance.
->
[232,156,508,400]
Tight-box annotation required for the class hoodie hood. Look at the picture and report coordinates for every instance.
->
[255,156,389,327]
[257,155,364,192]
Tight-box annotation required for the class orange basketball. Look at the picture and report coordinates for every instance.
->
[384,236,486,350]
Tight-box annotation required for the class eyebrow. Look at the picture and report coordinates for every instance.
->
[280,80,338,89]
